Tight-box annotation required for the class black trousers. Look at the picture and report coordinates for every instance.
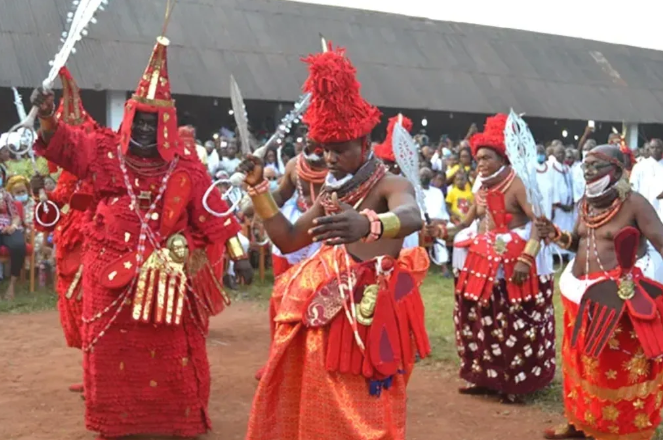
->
[0,230,26,277]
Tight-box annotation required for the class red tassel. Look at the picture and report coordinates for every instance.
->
[369,287,402,377]
[351,324,368,376]
[325,313,344,372]
[339,314,354,374]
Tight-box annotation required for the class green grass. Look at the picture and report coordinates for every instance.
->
[0,282,57,314]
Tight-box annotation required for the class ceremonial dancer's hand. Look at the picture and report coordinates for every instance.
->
[534,216,556,241]
[237,156,264,187]
[423,224,439,239]
[309,193,370,246]
[511,261,530,285]
[30,175,45,193]
[30,87,55,117]
[234,258,254,285]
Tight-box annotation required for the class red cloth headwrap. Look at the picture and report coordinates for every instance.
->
[118,36,181,162]
[374,115,413,162]
[302,43,381,144]
[470,113,509,162]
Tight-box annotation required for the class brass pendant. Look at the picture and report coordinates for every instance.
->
[617,279,635,300]
[167,233,189,263]
[356,284,379,326]
[493,237,507,255]
[61,204,70,215]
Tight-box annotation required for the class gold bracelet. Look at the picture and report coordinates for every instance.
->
[378,212,401,239]
[523,239,541,257]
[557,231,573,250]
[226,236,247,260]
[39,115,58,132]
[251,192,279,220]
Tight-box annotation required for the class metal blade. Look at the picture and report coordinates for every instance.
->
[392,120,427,217]
[230,74,251,155]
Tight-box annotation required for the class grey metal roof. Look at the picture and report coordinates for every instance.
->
[2,0,663,122]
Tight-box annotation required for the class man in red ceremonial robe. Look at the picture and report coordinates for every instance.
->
[240,43,430,440]
[30,36,252,440]
[538,144,663,440]
[34,66,98,393]
[452,115,556,403]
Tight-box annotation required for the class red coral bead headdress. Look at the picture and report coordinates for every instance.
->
[118,36,181,162]
[302,43,381,145]
[470,113,509,162]
[374,115,413,162]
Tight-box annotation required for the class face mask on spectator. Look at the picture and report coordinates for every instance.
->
[537,154,546,164]
[14,194,28,203]
[269,180,279,192]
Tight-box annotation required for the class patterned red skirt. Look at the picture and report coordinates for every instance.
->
[454,276,557,395]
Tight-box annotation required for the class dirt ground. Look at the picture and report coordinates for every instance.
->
[0,302,563,440]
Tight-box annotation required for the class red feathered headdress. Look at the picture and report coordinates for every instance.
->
[302,43,381,144]
[470,114,509,161]
[118,36,181,162]
[51,66,100,174]
[374,115,413,162]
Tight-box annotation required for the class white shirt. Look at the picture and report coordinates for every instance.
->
[631,157,663,220]
[535,162,555,219]
[422,186,450,221]
[220,157,242,174]
[207,150,220,176]
[571,162,585,204]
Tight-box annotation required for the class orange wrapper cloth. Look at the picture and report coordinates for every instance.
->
[562,295,663,440]
[247,246,429,440]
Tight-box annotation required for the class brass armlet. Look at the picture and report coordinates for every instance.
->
[378,212,401,239]
[523,239,541,257]
[226,236,247,261]
[38,115,58,132]
[250,192,279,220]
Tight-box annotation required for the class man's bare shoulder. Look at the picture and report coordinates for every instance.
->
[378,172,415,193]
[626,190,650,208]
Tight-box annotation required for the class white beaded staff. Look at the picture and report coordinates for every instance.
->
[20,0,108,228]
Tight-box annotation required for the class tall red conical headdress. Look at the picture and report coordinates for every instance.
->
[118,36,180,162]
[302,43,381,145]
[51,66,100,173]
[470,113,509,163]
[374,115,413,162]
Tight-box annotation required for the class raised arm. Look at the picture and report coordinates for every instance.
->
[30,88,96,179]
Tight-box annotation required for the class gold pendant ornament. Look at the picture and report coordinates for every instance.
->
[61,204,70,215]
[132,234,189,325]
[356,284,379,326]
[617,278,635,300]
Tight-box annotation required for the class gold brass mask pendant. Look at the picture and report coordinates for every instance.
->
[617,278,635,300]
[132,234,189,325]
[356,284,379,326]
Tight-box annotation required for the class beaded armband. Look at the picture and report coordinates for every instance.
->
[360,209,381,243]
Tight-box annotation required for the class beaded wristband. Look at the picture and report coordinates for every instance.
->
[360,209,381,243]
[246,179,270,197]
